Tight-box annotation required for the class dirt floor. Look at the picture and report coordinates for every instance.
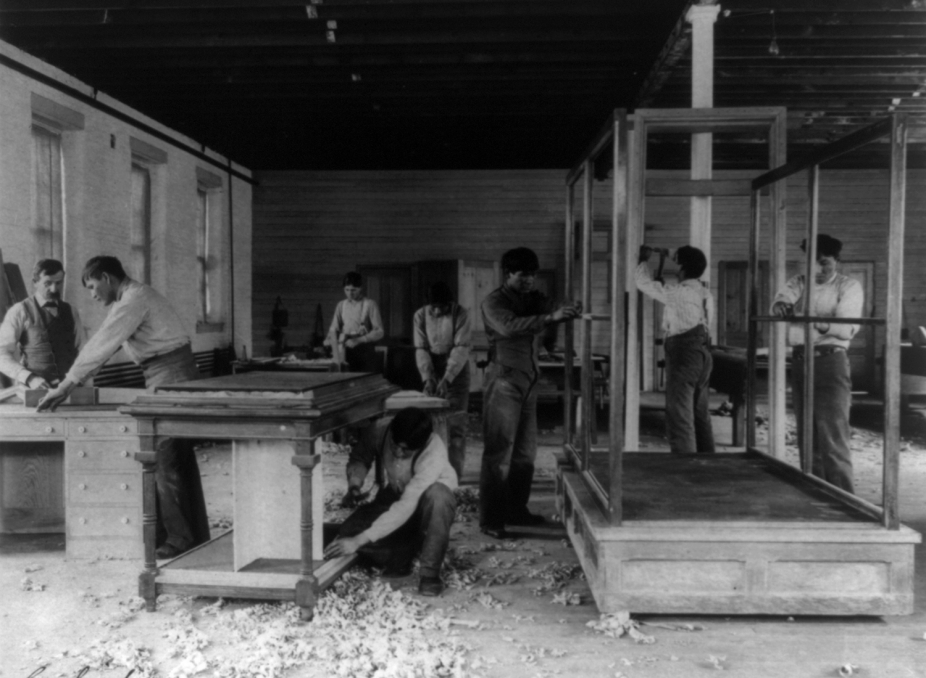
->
[2,398,926,678]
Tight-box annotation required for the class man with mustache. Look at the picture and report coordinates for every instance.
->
[37,255,209,559]
[771,234,864,493]
[0,259,85,389]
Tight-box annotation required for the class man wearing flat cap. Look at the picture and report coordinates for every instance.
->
[771,234,864,493]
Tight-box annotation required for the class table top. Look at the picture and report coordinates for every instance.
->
[155,371,382,395]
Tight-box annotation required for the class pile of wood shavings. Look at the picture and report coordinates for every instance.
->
[157,571,474,678]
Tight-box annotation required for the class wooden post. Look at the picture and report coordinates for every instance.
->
[768,110,789,459]
[686,3,720,280]
[883,114,907,530]
[581,160,595,464]
[135,420,159,612]
[800,166,821,475]
[564,183,575,453]
[608,111,629,526]
[746,191,761,450]
[292,446,321,621]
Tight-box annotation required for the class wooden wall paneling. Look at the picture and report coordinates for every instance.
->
[0,441,65,533]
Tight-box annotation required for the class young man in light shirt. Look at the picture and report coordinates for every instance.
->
[636,244,716,454]
[326,271,384,372]
[771,234,863,493]
[324,406,457,597]
[413,281,472,480]
[0,259,85,389]
[37,255,209,559]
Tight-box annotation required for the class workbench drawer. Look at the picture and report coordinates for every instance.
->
[68,473,141,505]
[67,506,140,538]
[68,419,137,437]
[66,440,140,472]
[0,418,64,437]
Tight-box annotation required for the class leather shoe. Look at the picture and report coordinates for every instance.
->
[418,577,444,597]
[480,526,510,540]
[155,543,185,559]
[507,510,546,526]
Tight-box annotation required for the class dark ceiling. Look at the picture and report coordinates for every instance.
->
[1,0,924,171]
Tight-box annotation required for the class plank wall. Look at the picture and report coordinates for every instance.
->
[251,170,566,356]
[252,169,926,384]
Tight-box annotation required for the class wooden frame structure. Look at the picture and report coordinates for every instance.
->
[557,108,921,615]
[121,371,399,621]
[747,114,910,530]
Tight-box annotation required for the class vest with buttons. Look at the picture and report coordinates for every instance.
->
[19,296,78,383]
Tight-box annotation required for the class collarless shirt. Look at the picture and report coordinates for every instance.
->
[635,263,714,338]
[353,431,457,544]
[0,295,85,384]
[413,303,472,382]
[481,285,554,375]
[327,297,384,343]
[772,272,864,348]
[65,279,190,384]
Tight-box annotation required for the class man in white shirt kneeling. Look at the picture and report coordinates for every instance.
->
[324,407,457,597]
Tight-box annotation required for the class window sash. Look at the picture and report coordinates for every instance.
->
[32,125,64,260]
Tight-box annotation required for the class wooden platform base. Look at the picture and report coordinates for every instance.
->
[144,531,356,612]
[557,453,921,616]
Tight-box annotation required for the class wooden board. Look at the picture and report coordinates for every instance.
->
[588,452,872,524]
[233,438,323,570]
[0,441,64,534]
[155,371,377,396]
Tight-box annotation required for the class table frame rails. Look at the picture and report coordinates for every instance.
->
[748,115,909,530]
[126,379,398,621]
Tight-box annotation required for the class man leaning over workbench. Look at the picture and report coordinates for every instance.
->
[0,259,86,390]
[324,407,457,597]
[413,281,472,481]
[37,255,210,559]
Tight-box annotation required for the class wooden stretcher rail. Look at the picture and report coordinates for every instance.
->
[752,315,885,325]
[752,117,893,190]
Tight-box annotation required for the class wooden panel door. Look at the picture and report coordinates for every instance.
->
[358,265,412,341]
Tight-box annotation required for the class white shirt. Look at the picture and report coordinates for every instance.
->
[65,279,191,384]
[772,272,864,348]
[0,292,85,384]
[413,304,472,382]
[635,263,713,338]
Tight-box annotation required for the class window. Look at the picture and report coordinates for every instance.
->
[195,168,224,331]
[32,124,64,260]
[130,161,152,284]
[30,93,84,263]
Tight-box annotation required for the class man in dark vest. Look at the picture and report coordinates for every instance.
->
[37,255,210,560]
[0,259,85,389]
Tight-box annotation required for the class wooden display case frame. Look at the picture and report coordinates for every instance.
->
[557,108,921,615]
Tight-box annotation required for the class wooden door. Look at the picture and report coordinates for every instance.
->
[357,265,412,341]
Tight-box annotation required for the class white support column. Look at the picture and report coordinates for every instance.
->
[687,4,720,284]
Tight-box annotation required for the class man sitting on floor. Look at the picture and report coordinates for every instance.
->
[323,406,457,597]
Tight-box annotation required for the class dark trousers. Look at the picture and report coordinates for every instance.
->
[479,362,538,529]
[143,345,210,551]
[344,342,379,373]
[664,325,715,454]
[431,353,470,481]
[338,483,456,578]
[791,349,854,493]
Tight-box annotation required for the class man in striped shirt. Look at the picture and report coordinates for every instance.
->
[636,245,716,454]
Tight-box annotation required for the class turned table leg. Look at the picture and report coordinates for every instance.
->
[292,445,321,621]
[135,448,159,612]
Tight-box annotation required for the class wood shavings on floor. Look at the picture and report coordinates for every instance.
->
[587,612,656,644]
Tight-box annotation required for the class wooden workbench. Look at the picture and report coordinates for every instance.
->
[120,371,400,620]
[0,400,143,558]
